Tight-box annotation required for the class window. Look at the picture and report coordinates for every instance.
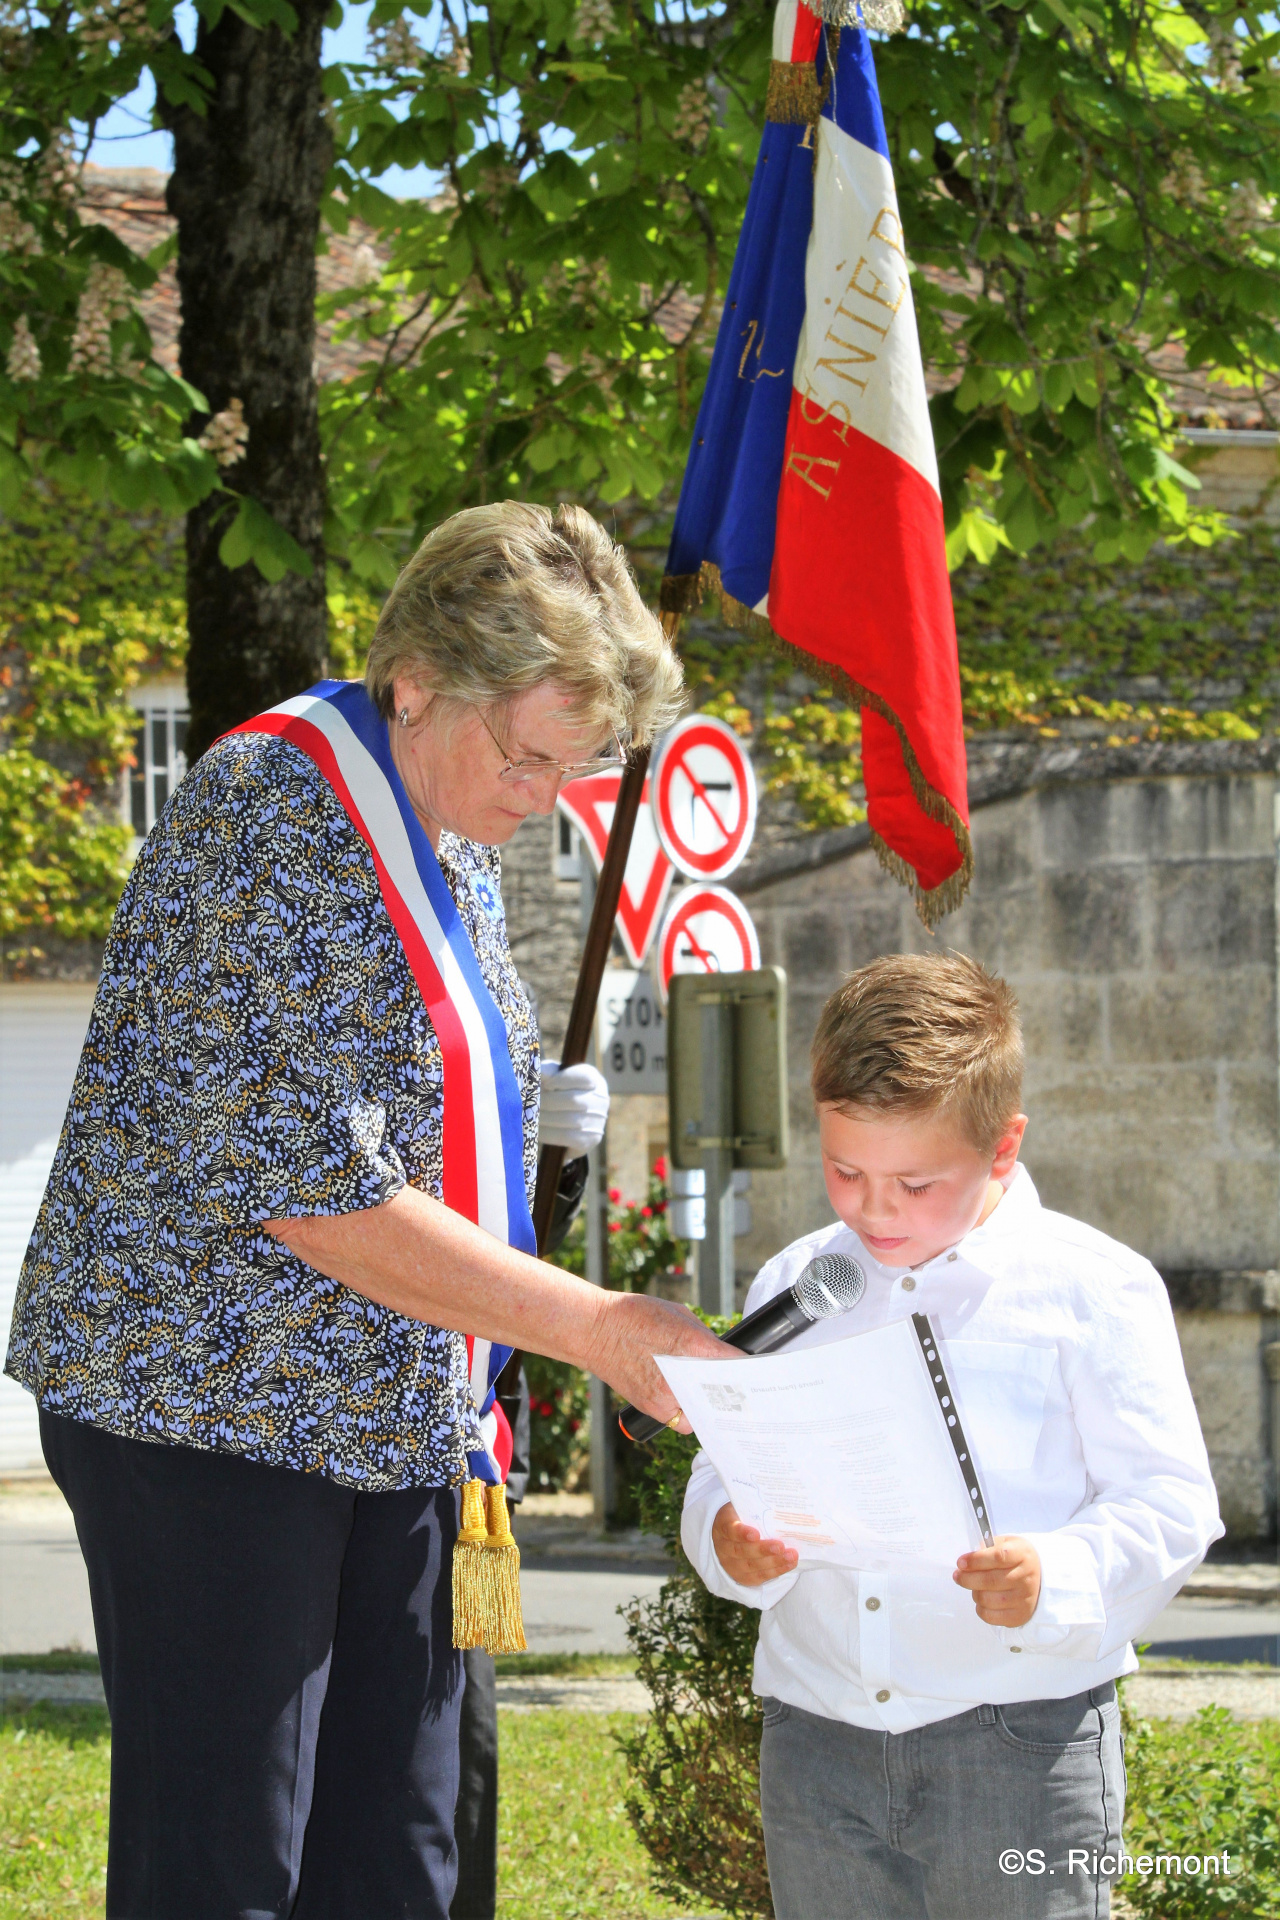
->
[555,812,582,883]
[124,692,189,840]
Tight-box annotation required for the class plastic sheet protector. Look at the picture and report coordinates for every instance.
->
[658,1316,991,1572]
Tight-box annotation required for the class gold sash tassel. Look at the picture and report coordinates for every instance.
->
[481,1482,528,1654]
[452,1479,528,1655]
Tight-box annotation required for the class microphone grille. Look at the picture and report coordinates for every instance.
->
[794,1250,866,1320]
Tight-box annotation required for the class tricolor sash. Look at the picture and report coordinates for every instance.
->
[231,679,534,1486]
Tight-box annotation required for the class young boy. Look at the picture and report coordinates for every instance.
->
[681,952,1222,1920]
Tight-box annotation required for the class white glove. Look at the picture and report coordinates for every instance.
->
[539,1060,610,1156]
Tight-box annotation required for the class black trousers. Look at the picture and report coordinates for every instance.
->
[450,1361,530,1920]
[41,1409,465,1920]
[451,1651,498,1920]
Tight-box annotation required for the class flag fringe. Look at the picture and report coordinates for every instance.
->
[808,0,906,31]
[664,563,973,930]
[765,59,826,126]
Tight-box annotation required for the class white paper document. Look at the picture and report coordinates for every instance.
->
[658,1318,987,1572]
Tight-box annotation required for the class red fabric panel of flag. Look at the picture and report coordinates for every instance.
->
[662,0,971,923]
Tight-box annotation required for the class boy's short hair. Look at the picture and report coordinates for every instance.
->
[811,953,1023,1154]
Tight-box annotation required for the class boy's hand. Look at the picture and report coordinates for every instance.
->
[953,1536,1042,1627]
[712,1502,800,1587]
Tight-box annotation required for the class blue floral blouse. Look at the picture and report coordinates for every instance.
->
[4,729,540,1491]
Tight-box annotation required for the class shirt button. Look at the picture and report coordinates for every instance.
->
[876,1689,891,1702]
[947,1252,958,1263]
[1010,1646,1022,1653]
[901,1277,916,1292]
[865,1597,881,1611]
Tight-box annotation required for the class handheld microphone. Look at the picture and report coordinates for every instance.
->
[617,1250,867,1445]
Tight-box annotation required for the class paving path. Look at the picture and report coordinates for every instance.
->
[3,1666,1278,1723]
[0,1480,668,1657]
[5,1476,1279,1704]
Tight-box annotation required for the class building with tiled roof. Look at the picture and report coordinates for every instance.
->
[81,167,392,386]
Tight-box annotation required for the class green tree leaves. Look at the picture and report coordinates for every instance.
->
[2,0,1279,577]
[884,0,1280,562]
[217,493,317,581]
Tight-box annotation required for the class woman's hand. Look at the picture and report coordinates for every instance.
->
[584,1289,727,1429]
[711,1502,799,1586]
[264,1186,726,1423]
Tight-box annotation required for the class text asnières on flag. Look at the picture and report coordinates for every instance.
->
[661,0,971,925]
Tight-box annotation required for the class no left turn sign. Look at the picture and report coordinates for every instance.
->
[653,885,761,1003]
[651,715,757,881]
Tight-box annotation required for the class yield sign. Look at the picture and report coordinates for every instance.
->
[555,773,675,967]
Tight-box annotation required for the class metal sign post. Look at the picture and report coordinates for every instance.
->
[699,990,737,1316]
[668,967,789,1318]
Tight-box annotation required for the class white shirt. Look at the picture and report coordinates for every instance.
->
[681,1166,1222,1734]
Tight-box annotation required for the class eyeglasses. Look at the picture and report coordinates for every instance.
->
[474,707,629,786]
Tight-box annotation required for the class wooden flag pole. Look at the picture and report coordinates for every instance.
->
[531,741,653,1253]
[498,628,678,1419]
[531,609,681,1254]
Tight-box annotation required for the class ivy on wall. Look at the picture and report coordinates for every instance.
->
[3,492,1279,961]
[675,520,1280,835]
[0,484,184,958]
[0,484,394,965]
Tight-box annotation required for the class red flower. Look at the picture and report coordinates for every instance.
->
[608,1220,622,1233]
[641,1206,652,1218]
[608,1187,622,1203]
[653,1156,667,1180]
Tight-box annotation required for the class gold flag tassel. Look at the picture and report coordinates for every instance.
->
[452,1479,528,1655]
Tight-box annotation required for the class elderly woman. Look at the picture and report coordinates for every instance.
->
[5,502,720,1919]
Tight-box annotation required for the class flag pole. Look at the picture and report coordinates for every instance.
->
[531,743,650,1252]
[530,610,680,1254]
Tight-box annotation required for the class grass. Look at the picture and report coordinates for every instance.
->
[0,1649,637,1680]
[492,1653,636,1679]
[0,1655,101,1676]
[9,1692,1274,1920]
[0,1702,708,1920]
[497,1712,720,1919]
[0,1704,110,1919]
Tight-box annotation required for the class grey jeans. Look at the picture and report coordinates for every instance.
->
[759,1684,1124,1919]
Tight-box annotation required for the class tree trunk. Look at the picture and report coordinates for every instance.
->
[160,4,332,759]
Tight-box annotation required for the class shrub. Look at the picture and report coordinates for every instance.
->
[1120,1704,1280,1916]
[523,1353,590,1494]
[538,1163,690,1503]
[616,1354,773,1919]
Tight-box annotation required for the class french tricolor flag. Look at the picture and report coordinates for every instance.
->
[662,1,971,923]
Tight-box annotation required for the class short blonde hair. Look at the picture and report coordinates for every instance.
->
[811,953,1024,1154]
[364,501,683,746]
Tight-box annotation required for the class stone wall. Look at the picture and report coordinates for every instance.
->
[496,808,582,1057]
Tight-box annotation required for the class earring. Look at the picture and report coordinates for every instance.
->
[398,706,410,728]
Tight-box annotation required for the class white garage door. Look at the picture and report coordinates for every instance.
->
[0,984,97,1473]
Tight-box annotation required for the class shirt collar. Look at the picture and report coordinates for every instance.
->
[844,1162,1041,1282]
